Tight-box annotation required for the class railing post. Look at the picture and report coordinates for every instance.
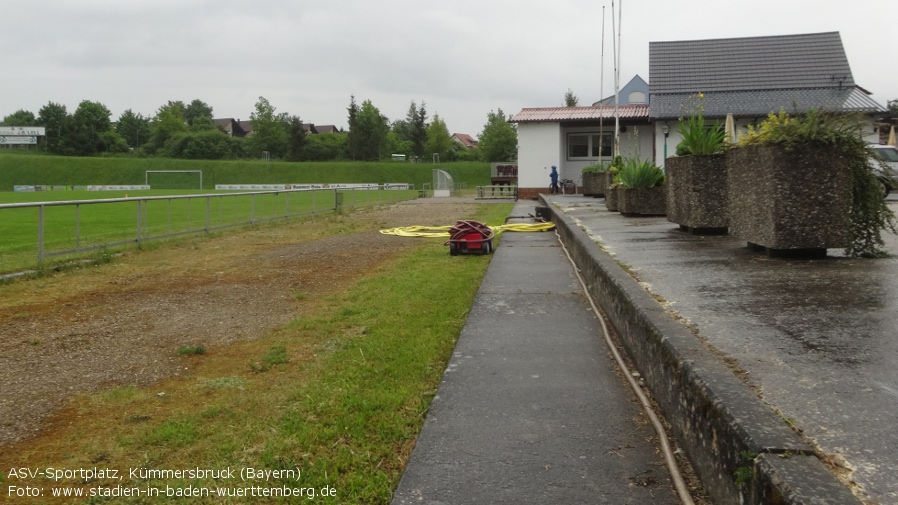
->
[251,194,256,224]
[136,199,143,247]
[205,196,211,232]
[75,203,81,249]
[37,205,45,266]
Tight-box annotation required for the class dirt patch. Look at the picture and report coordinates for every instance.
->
[0,201,479,446]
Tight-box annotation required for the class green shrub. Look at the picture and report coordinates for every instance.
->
[677,110,726,155]
[617,158,665,189]
[738,109,896,257]
[581,161,609,174]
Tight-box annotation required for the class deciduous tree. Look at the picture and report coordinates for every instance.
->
[1,109,37,126]
[425,113,453,160]
[184,99,214,127]
[64,100,113,156]
[300,133,347,161]
[348,98,389,161]
[477,108,517,162]
[37,102,71,153]
[248,96,291,158]
[115,109,151,149]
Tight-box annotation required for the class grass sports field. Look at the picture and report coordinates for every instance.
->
[0,152,490,274]
[0,188,418,275]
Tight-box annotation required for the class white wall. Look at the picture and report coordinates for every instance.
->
[519,122,660,189]
[619,125,655,164]
[517,122,562,190]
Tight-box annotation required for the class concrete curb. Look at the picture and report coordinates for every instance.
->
[542,197,861,505]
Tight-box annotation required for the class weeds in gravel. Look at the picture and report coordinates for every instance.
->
[177,345,206,355]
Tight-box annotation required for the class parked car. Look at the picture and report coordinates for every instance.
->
[870,144,898,196]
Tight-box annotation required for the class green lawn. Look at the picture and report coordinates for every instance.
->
[0,188,417,274]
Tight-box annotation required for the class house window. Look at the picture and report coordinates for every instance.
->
[628,91,646,104]
[567,132,613,160]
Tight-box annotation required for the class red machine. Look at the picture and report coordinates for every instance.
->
[445,220,495,255]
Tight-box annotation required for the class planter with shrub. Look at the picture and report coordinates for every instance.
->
[728,110,895,257]
[582,162,608,197]
[616,158,667,216]
[666,102,729,233]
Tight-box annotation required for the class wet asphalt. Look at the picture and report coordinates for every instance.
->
[391,200,680,504]
[546,194,898,504]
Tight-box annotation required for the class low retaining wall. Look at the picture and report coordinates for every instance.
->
[542,196,860,505]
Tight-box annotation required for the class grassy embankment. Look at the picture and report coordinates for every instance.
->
[0,150,491,191]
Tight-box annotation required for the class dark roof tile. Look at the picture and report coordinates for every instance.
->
[649,32,853,94]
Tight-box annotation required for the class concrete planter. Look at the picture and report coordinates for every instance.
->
[666,154,728,234]
[618,186,667,216]
[728,144,851,255]
[605,186,620,211]
[582,172,606,197]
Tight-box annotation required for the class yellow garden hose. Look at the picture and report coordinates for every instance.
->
[379,222,555,238]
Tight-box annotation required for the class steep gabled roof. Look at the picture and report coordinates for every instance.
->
[650,32,853,93]
[649,31,885,118]
[451,133,478,149]
[593,75,649,106]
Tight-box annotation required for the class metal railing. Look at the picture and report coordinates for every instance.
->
[0,187,418,273]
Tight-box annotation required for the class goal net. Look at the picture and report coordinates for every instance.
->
[145,170,203,190]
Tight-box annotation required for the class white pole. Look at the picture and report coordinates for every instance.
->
[612,1,621,158]
[599,5,605,161]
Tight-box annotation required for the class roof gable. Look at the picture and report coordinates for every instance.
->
[649,32,853,94]
[594,75,649,106]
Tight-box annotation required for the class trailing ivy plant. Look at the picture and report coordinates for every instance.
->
[676,93,727,156]
[617,158,665,189]
[739,109,896,257]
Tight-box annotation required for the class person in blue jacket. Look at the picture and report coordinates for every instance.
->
[549,165,559,194]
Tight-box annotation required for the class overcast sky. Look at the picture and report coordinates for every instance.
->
[2,0,895,138]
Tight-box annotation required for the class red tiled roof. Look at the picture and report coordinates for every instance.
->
[452,133,478,148]
[511,105,650,123]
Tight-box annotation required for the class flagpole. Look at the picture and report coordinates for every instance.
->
[612,1,621,158]
[599,5,605,162]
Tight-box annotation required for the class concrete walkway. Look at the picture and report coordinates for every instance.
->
[543,193,898,505]
[391,200,680,504]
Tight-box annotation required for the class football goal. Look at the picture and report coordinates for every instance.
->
[145,170,203,190]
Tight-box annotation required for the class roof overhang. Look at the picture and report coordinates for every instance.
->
[649,87,886,120]
[511,105,650,123]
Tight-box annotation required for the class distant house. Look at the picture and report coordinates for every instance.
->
[451,133,478,150]
[302,124,341,134]
[213,118,252,138]
[649,31,885,164]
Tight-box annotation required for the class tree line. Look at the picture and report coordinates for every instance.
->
[1,96,518,163]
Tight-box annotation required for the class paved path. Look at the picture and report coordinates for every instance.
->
[391,200,680,504]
